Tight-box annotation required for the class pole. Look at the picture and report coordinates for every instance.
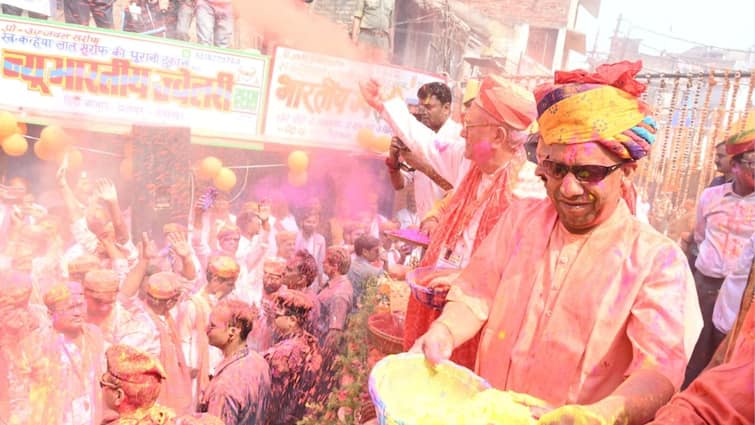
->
[610,13,622,61]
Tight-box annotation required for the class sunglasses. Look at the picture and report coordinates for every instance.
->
[541,160,624,183]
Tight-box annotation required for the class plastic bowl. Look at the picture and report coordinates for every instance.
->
[405,266,458,310]
[368,353,491,425]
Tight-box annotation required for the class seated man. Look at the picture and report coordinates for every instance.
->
[100,344,175,424]
[414,61,702,424]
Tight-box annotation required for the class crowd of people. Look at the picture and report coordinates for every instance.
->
[0,0,393,52]
[0,56,754,425]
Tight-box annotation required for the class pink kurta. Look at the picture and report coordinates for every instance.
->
[447,198,702,406]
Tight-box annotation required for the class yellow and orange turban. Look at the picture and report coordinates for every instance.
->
[83,269,120,293]
[534,60,657,161]
[208,255,240,279]
[43,281,83,310]
[475,75,537,131]
[724,111,755,156]
[144,272,182,300]
[106,344,167,384]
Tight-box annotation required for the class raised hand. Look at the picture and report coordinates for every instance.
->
[358,79,385,112]
[167,231,191,258]
[94,178,118,203]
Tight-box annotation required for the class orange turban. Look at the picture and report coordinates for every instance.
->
[208,255,240,279]
[83,269,120,293]
[475,75,537,131]
[106,344,166,384]
[43,281,83,310]
[144,272,182,300]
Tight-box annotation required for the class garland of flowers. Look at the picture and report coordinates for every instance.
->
[299,276,384,425]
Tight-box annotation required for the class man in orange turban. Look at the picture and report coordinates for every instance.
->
[385,74,547,370]
[414,61,702,424]
[100,344,175,424]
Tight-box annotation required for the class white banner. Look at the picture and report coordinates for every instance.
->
[0,16,269,147]
[1,0,55,17]
[264,46,443,151]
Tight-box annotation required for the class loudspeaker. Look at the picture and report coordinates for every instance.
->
[131,126,191,244]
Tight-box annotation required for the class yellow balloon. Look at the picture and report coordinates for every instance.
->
[39,125,69,154]
[198,156,223,180]
[66,148,83,170]
[372,134,392,153]
[2,133,28,156]
[214,167,237,192]
[356,128,375,149]
[0,112,17,139]
[120,158,134,180]
[288,171,307,187]
[287,150,309,173]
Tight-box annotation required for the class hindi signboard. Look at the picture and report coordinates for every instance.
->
[264,47,443,151]
[0,17,268,147]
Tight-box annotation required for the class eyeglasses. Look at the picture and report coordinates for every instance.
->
[541,160,624,183]
[736,159,755,169]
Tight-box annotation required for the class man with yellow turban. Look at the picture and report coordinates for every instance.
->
[413,61,702,424]
[100,344,175,424]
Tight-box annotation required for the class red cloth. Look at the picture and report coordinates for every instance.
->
[554,60,647,97]
[650,303,755,424]
[403,163,518,369]
[476,76,537,131]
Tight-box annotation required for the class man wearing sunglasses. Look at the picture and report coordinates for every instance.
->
[685,115,755,386]
[413,61,702,424]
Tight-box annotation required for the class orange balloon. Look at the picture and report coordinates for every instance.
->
[0,112,17,139]
[66,148,83,170]
[2,133,28,156]
[198,156,223,180]
[214,167,236,192]
[16,122,27,136]
[120,158,134,180]
[34,140,53,160]
[39,125,69,154]
[372,134,392,153]
[356,128,375,149]
[287,150,309,173]
[288,171,307,187]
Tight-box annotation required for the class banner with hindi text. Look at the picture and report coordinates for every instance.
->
[0,16,269,147]
[264,46,443,151]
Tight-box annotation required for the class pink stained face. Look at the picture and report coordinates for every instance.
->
[539,142,627,234]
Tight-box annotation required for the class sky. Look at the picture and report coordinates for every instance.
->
[581,0,755,54]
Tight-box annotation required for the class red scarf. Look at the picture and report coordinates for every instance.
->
[404,157,523,369]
